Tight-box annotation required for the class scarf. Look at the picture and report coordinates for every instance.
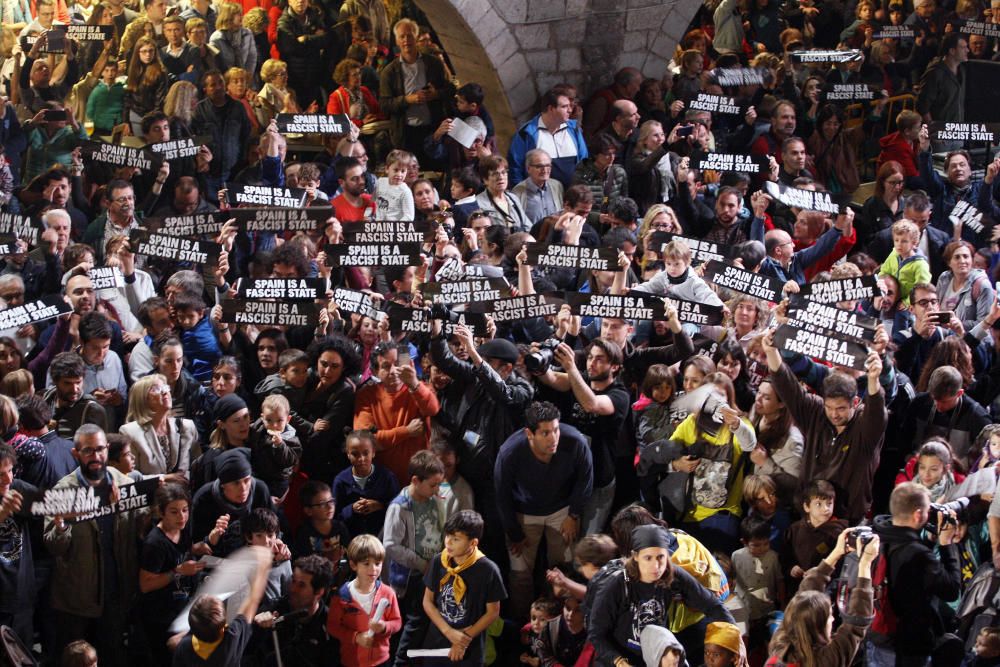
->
[191,631,224,660]
[439,548,484,604]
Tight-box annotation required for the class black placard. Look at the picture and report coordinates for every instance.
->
[342,219,434,244]
[0,295,72,330]
[227,184,307,208]
[462,263,505,278]
[21,30,65,53]
[949,200,987,237]
[147,136,209,161]
[791,49,864,63]
[464,293,563,322]
[129,230,221,265]
[221,300,320,327]
[323,243,424,268]
[226,207,332,233]
[714,68,764,87]
[332,287,384,321]
[826,83,876,101]
[773,324,868,370]
[565,292,666,321]
[798,275,881,303]
[420,278,512,305]
[873,26,914,39]
[693,153,765,173]
[275,113,351,134]
[687,93,741,115]
[88,266,124,290]
[0,212,42,246]
[961,21,1000,38]
[524,243,618,272]
[25,477,159,523]
[703,260,784,302]
[764,181,841,215]
[386,303,487,336]
[65,24,114,41]
[930,122,1000,143]
[236,278,326,300]
[83,140,163,171]
[663,297,725,326]
[786,295,877,343]
[144,213,223,238]
[649,233,734,266]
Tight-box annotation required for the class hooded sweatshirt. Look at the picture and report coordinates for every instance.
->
[640,625,684,667]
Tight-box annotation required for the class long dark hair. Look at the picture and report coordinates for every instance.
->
[752,379,793,455]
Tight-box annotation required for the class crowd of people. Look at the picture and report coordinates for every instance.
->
[3,0,1000,665]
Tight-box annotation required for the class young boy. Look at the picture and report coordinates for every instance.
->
[782,479,847,588]
[174,292,222,382]
[248,395,302,502]
[422,510,506,666]
[107,433,141,481]
[242,508,293,612]
[537,596,589,667]
[962,627,1000,667]
[455,82,495,144]
[171,546,272,666]
[731,516,783,653]
[86,59,124,136]
[520,597,562,667]
[298,162,331,204]
[629,239,724,306]
[327,534,403,667]
[255,349,311,436]
[333,429,399,538]
[702,621,749,667]
[878,218,930,304]
[292,480,351,565]
[384,450,450,663]
[742,474,791,553]
[430,435,474,515]
[375,150,415,221]
[449,167,481,232]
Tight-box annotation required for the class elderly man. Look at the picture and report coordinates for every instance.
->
[5,209,64,299]
[509,88,588,188]
[512,149,564,225]
[82,179,144,264]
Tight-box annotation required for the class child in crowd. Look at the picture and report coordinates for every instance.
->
[255,349,310,406]
[703,621,750,667]
[537,595,589,667]
[894,438,961,499]
[174,292,222,382]
[962,627,1000,667]
[375,149,415,221]
[334,429,399,537]
[422,510,506,666]
[62,641,98,667]
[107,433,142,482]
[782,480,847,589]
[327,534,403,667]
[449,167,480,231]
[242,508,293,612]
[635,363,678,447]
[632,239,724,307]
[247,394,302,503]
[970,424,1000,472]
[455,82,495,143]
[430,434,474,514]
[878,219,930,304]
[732,516,783,653]
[520,597,562,667]
[293,480,351,565]
[639,625,684,667]
[299,162,331,203]
[743,474,791,552]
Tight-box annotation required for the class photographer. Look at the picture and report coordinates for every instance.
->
[870,482,964,666]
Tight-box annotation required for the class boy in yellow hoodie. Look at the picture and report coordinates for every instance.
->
[878,219,931,304]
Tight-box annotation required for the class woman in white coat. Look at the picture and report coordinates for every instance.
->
[120,374,199,476]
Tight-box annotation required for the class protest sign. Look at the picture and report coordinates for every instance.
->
[949,200,987,237]
[88,266,125,291]
[144,212,223,238]
[786,295,878,343]
[236,278,326,300]
[129,230,221,265]
[447,117,480,148]
[83,140,162,171]
[0,295,71,330]
[420,278,512,305]
[764,181,841,215]
[565,292,666,320]
[227,183,307,208]
[21,30,65,53]
[873,26,914,38]
[275,113,351,134]
[649,233,733,266]
[342,219,434,244]
[930,122,1000,143]
[0,244,18,255]
[791,49,864,63]
[65,24,114,41]
[221,300,321,327]
[693,153,765,173]
[826,83,876,101]
[147,136,209,161]
[462,263,505,278]
[773,324,868,370]
[662,296,725,326]
[226,207,332,233]
[0,212,42,246]
[798,275,881,303]
[323,243,424,268]
[465,293,563,322]
[687,93,741,115]
[703,260,784,302]
[961,21,1000,38]
[332,287,384,321]
[714,68,764,87]
[524,243,618,272]
[386,303,487,336]
[25,477,159,523]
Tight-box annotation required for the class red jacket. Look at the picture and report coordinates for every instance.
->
[878,131,918,178]
[326,85,384,126]
[327,579,403,667]
[894,454,966,488]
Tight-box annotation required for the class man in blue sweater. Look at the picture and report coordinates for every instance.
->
[493,400,593,621]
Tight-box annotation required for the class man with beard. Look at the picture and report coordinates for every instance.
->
[82,179,144,264]
[331,157,375,222]
[44,425,148,667]
[40,352,108,439]
[191,448,275,557]
[595,100,639,166]
[252,554,337,666]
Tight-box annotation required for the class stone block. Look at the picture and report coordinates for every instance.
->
[643,54,668,77]
[498,52,532,90]
[623,29,647,52]
[553,18,586,44]
[650,31,676,58]
[524,49,558,72]
[625,4,670,31]
[494,0,528,22]
[566,0,587,16]
[514,23,551,49]
[477,7,508,45]
[558,48,581,71]
[536,72,564,93]
[618,50,647,71]
[508,76,539,121]
[487,29,521,65]
[527,0,566,21]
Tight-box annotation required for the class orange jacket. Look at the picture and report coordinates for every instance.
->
[353,381,439,486]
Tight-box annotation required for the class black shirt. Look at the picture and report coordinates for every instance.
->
[172,614,253,667]
[140,525,196,626]
[565,379,630,487]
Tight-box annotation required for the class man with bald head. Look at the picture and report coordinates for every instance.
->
[597,99,639,165]
[583,67,642,139]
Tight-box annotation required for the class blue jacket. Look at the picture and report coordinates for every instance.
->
[508,116,588,187]
[180,314,222,382]
[918,150,1000,243]
[751,215,844,285]
[332,463,399,538]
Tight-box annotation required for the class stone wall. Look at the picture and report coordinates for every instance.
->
[414,0,702,151]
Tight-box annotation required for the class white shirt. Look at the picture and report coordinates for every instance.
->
[534,119,578,160]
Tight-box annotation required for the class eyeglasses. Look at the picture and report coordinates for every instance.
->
[148,385,169,396]
[885,178,904,185]
[78,445,108,456]
[308,499,336,508]
[916,298,939,307]
[0,291,24,300]
[529,163,552,170]
[491,169,508,176]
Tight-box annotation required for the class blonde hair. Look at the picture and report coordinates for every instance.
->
[0,394,16,432]
[0,369,33,398]
[244,7,267,33]
[830,262,862,280]
[260,58,288,84]
[742,473,777,505]
[262,394,290,416]
[164,80,198,123]
[385,149,412,169]
[126,373,168,425]
[891,219,920,241]
[637,120,663,149]
[662,239,691,263]
[347,533,385,563]
[224,66,248,86]
[215,2,243,31]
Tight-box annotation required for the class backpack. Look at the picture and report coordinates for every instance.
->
[870,549,898,636]
[665,529,730,632]
[0,627,35,667]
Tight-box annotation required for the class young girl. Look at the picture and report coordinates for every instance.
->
[894,438,963,501]
[635,363,678,446]
[970,424,1000,473]
[123,37,171,136]
[375,149,415,221]
[333,429,399,537]
[669,356,716,424]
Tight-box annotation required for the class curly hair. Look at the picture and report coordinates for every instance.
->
[333,58,363,87]
[915,336,974,392]
[307,335,361,379]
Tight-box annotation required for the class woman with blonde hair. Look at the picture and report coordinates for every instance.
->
[0,368,32,398]
[255,58,298,126]
[120,374,199,476]
[164,79,199,132]
[210,2,258,78]
[637,203,682,264]
[122,36,170,135]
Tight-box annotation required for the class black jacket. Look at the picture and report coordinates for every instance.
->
[276,6,330,104]
[378,54,454,147]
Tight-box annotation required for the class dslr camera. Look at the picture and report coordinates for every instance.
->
[525,339,561,374]
[847,526,876,550]
[925,497,969,534]
[429,302,460,324]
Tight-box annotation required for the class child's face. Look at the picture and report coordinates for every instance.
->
[450,180,471,201]
[752,489,777,517]
[455,96,474,113]
[262,408,289,434]
[350,556,383,583]
[859,4,872,19]
[651,382,673,405]
[102,64,117,84]
[704,644,737,667]
[745,537,771,558]
[804,496,835,526]
[563,597,583,626]
[975,632,1000,657]
[444,530,476,560]
[529,608,550,635]
[917,454,946,487]
[892,232,917,256]
[279,361,310,388]
[111,449,135,474]
[300,178,320,192]
[664,257,688,278]
[346,438,374,477]
[161,498,189,530]
[249,531,277,550]
[387,162,407,185]
[304,490,335,521]
[988,434,1000,459]
[175,307,201,331]
[682,366,706,393]
[411,473,443,501]
[436,449,457,480]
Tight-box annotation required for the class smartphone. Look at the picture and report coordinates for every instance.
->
[676,124,695,138]
[44,109,67,122]
[930,311,954,325]
[397,351,412,367]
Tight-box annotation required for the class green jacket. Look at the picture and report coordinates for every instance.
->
[43,467,147,618]
[878,250,931,304]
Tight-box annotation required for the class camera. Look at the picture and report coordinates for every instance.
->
[847,526,875,550]
[925,497,970,533]
[525,339,561,374]
[429,302,459,324]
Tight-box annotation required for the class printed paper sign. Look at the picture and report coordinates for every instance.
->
[773,324,868,370]
[144,213,222,238]
[129,230,221,265]
[786,295,877,343]
[447,117,480,148]
[227,207,332,233]
[798,275,881,303]
[764,181,840,215]
[227,184,307,208]
[462,263,505,278]
[873,26,914,39]
[275,113,351,134]
[693,153,764,173]
[21,30,65,53]
[703,260,784,302]
[648,233,733,266]
[688,93,741,115]
[332,288,384,321]
[65,24,114,41]
[826,84,876,101]
[221,300,320,327]
[236,278,326,300]
[386,303,487,336]
[323,243,424,268]
[420,278,512,305]
[949,200,986,236]
[464,293,563,322]
[343,220,434,244]
[961,21,1000,38]
[714,68,764,87]
[26,478,159,523]
[147,136,209,161]
[565,292,666,321]
[524,243,618,272]
[0,295,72,330]
[0,212,42,246]
[930,122,1000,143]
[88,266,125,290]
[791,49,864,63]
[662,297,725,326]
[83,141,163,171]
